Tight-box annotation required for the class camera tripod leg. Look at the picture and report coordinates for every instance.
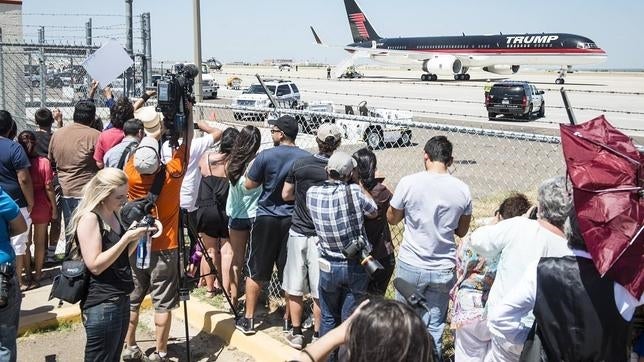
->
[181,210,239,318]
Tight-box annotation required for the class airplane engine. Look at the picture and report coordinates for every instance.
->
[482,65,521,75]
[422,55,462,75]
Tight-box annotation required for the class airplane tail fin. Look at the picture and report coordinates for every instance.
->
[310,26,324,45]
[344,0,381,43]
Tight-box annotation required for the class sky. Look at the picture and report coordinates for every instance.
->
[11,0,644,69]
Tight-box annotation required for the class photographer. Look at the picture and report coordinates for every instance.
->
[71,168,152,362]
[122,104,193,361]
[305,151,378,361]
[0,187,28,362]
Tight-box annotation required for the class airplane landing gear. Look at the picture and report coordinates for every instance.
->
[555,66,568,84]
[454,73,471,81]
[421,73,437,81]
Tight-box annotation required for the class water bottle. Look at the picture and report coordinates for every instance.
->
[135,232,151,269]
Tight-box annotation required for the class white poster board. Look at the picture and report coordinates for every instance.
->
[82,39,133,88]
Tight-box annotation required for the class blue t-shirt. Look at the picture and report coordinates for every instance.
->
[247,145,310,217]
[0,138,31,208]
[0,187,20,264]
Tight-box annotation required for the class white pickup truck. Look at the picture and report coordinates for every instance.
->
[337,101,413,149]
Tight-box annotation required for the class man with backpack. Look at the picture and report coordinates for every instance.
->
[103,118,144,169]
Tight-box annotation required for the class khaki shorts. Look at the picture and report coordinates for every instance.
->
[281,232,320,299]
[129,249,179,313]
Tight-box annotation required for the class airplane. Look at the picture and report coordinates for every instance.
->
[312,0,607,83]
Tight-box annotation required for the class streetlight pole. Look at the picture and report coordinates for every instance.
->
[193,0,203,103]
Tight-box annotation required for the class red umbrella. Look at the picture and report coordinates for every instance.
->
[560,115,643,298]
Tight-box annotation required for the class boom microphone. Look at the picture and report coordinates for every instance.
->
[393,277,425,307]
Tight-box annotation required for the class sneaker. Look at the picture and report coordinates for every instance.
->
[147,352,168,361]
[122,345,144,361]
[235,316,256,335]
[282,319,292,334]
[285,331,304,350]
[302,314,313,330]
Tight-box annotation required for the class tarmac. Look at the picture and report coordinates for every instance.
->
[19,278,296,362]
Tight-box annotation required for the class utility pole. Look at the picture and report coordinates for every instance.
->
[193,0,203,102]
[125,0,133,97]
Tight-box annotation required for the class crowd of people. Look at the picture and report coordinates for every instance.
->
[0,82,642,362]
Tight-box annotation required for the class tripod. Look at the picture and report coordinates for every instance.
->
[177,209,239,362]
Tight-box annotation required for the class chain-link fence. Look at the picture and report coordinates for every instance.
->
[0,41,147,130]
[192,102,564,304]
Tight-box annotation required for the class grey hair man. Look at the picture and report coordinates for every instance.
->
[470,176,573,361]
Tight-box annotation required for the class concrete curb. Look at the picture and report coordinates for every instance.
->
[18,296,153,336]
[175,298,297,362]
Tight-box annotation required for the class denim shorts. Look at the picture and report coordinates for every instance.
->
[228,217,254,231]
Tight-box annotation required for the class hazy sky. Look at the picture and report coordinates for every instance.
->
[14,0,644,69]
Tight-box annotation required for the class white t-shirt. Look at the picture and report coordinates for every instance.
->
[470,217,572,315]
[161,135,214,212]
[390,171,472,270]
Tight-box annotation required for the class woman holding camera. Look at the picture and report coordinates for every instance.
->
[70,168,152,362]
[352,148,395,296]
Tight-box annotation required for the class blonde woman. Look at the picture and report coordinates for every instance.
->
[69,168,152,362]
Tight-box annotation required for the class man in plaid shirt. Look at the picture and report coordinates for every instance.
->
[306,151,378,349]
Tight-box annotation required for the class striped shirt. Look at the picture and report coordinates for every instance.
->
[306,181,377,259]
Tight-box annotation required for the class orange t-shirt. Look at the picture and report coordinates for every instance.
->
[124,145,186,251]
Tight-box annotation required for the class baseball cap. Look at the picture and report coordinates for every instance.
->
[133,136,160,175]
[316,123,342,143]
[268,115,298,139]
[134,106,161,135]
[327,151,357,178]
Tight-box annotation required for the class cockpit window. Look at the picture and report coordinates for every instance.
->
[577,42,597,49]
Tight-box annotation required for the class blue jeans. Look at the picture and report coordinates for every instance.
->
[61,197,81,243]
[0,272,21,362]
[394,260,456,360]
[82,296,130,362]
[318,259,369,337]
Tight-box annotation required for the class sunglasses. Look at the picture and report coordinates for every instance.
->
[270,129,283,134]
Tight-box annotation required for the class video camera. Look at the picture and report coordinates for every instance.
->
[0,263,15,308]
[156,63,199,148]
[342,236,384,277]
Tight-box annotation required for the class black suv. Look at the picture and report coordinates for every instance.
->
[486,81,545,120]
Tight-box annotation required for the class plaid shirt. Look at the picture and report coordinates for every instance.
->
[306,181,378,259]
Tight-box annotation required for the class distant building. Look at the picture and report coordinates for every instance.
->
[262,58,294,66]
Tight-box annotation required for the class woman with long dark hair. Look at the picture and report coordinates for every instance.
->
[192,127,240,297]
[17,130,56,287]
[352,148,395,296]
[224,125,262,307]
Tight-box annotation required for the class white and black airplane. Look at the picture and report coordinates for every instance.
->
[312,0,607,83]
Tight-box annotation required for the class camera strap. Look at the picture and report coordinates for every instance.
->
[147,164,166,202]
[344,184,361,242]
[116,141,139,170]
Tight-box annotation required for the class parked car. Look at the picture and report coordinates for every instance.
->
[232,79,300,121]
[485,81,545,120]
[339,101,413,149]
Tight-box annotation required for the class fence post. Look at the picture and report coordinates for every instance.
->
[86,18,92,92]
[38,28,46,108]
[28,52,33,105]
[143,13,152,88]
[0,28,5,110]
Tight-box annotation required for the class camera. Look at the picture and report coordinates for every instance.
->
[136,215,156,228]
[0,263,15,308]
[342,236,384,277]
[156,63,199,148]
